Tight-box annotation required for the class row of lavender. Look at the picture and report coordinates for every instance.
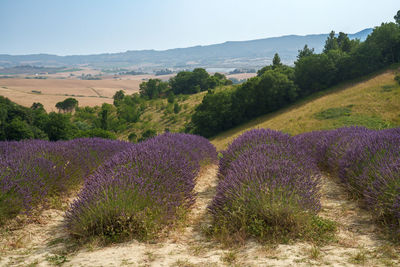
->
[0,138,130,224]
[65,133,217,242]
[294,127,400,239]
[208,129,331,242]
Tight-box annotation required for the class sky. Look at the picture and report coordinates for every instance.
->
[0,0,399,55]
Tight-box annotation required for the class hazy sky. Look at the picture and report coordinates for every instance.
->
[1,0,399,55]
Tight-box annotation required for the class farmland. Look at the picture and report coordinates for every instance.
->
[1,13,400,266]
[1,128,399,266]
[0,70,255,112]
[0,78,141,112]
[0,68,399,267]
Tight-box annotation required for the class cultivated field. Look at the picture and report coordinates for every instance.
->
[1,130,399,266]
[0,78,142,112]
[226,72,257,80]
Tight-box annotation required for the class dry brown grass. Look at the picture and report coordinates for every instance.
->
[211,70,400,151]
[226,72,257,80]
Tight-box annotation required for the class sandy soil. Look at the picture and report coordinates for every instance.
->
[0,166,399,267]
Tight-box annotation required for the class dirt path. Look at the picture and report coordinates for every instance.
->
[1,166,399,266]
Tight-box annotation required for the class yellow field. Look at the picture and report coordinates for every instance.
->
[0,78,142,111]
[226,72,257,80]
[211,70,400,150]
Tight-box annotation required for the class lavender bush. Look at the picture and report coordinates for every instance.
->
[0,138,129,224]
[209,129,334,243]
[218,129,291,180]
[65,133,217,242]
[296,126,400,239]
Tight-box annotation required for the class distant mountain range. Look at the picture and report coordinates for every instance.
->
[0,28,373,71]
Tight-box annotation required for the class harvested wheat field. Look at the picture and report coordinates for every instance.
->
[0,78,141,111]
[226,72,257,80]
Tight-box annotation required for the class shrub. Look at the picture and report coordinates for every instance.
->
[209,130,333,244]
[65,133,217,242]
[0,138,129,224]
[218,129,291,179]
[295,127,400,240]
[395,74,400,85]
[314,107,352,120]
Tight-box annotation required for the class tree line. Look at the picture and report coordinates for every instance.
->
[188,13,400,137]
[0,67,232,141]
[139,68,232,99]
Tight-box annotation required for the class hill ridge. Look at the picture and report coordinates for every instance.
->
[0,29,373,69]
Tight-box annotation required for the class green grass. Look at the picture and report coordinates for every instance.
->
[45,254,69,266]
[207,189,336,246]
[119,91,207,140]
[314,106,352,120]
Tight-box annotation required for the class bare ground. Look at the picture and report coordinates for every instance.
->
[1,166,399,267]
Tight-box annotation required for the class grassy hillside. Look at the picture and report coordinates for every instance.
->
[211,69,400,150]
[119,91,207,139]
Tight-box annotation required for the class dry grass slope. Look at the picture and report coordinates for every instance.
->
[211,70,400,150]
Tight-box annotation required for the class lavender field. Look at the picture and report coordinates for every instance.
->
[0,138,130,224]
[294,127,400,239]
[0,133,217,243]
[0,126,399,266]
[66,133,217,242]
[210,127,400,243]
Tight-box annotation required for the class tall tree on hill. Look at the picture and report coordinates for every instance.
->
[31,102,44,110]
[112,90,125,106]
[395,10,400,25]
[337,32,352,53]
[100,103,111,130]
[139,79,168,99]
[297,45,314,60]
[55,98,78,113]
[323,31,338,53]
[272,53,282,67]
[44,112,72,141]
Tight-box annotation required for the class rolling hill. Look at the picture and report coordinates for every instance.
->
[210,68,400,150]
[0,29,372,70]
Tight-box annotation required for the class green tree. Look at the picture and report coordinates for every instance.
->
[5,118,34,141]
[167,92,175,103]
[31,102,44,110]
[297,45,314,60]
[99,103,111,130]
[191,90,233,137]
[139,79,168,99]
[0,103,7,140]
[139,129,157,142]
[55,98,78,113]
[272,53,282,67]
[44,112,72,141]
[294,53,337,95]
[337,32,352,52]
[395,74,400,85]
[365,22,400,65]
[113,90,125,106]
[128,132,137,143]
[170,68,214,94]
[173,102,181,114]
[323,31,338,53]
[395,10,400,25]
